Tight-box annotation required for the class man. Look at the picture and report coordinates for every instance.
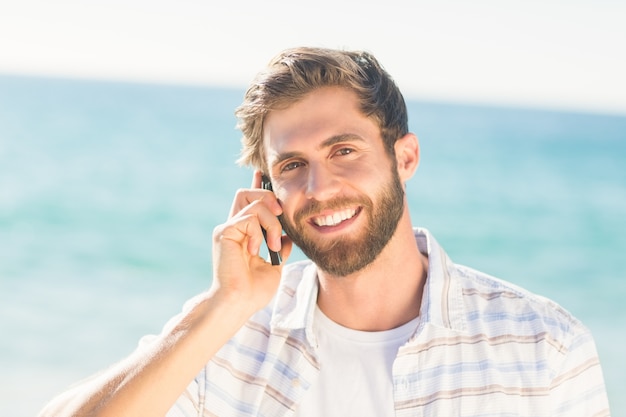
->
[39,47,610,416]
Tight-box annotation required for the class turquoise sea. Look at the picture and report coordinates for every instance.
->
[1,75,624,416]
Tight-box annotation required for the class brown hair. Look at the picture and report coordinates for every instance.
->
[235,47,408,173]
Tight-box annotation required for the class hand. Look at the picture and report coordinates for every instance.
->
[211,171,293,314]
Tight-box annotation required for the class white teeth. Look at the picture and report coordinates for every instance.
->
[313,208,356,227]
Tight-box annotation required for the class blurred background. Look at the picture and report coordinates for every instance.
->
[1,1,624,415]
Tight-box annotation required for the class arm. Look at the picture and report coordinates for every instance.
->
[38,172,291,417]
[38,291,254,417]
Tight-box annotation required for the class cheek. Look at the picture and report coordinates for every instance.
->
[274,186,298,219]
[274,175,307,203]
[338,152,395,181]
[338,163,391,193]
[333,168,363,184]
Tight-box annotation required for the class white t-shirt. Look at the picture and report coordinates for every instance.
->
[295,306,419,417]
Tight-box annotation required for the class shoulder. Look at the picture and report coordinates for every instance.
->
[453,264,592,353]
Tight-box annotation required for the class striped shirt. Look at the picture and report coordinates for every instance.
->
[167,228,610,416]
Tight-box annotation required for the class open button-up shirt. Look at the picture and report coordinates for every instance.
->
[166,228,610,416]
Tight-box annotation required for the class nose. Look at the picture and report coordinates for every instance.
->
[304,163,341,201]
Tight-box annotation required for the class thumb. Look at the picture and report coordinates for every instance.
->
[279,235,294,264]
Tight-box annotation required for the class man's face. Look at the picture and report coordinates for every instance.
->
[263,87,405,277]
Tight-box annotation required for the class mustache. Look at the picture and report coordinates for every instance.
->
[293,196,373,225]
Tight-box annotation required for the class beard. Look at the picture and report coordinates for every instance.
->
[279,169,405,277]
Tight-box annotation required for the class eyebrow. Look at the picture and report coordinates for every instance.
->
[270,133,365,170]
[319,133,365,149]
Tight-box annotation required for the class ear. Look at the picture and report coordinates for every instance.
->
[394,132,420,182]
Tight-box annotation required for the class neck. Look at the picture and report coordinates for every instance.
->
[316,213,428,331]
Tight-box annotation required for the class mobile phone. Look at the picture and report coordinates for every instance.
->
[261,175,282,265]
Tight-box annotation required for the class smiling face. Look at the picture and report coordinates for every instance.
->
[264,87,406,277]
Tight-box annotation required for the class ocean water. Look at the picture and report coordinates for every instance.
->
[1,75,624,416]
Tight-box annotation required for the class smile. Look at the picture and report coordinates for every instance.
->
[311,208,359,227]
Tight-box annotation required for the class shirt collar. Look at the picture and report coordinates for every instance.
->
[416,227,467,333]
[270,260,320,346]
[270,228,466,345]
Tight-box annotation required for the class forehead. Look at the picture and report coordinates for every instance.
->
[263,87,380,157]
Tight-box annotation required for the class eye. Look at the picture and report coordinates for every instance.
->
[281,160,305,172]
[335,147,354,156]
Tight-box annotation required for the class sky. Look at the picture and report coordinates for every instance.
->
[1,0,625,115]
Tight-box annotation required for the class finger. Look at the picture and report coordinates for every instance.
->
[227,199,283,253]
[254,203,283,252]
[229,188,282,219]
[217,212,265,259]
[279,234,293,263]
[251,170,263,188]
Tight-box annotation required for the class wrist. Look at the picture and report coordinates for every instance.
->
[171,286,257,337]
[207,286,261,324]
